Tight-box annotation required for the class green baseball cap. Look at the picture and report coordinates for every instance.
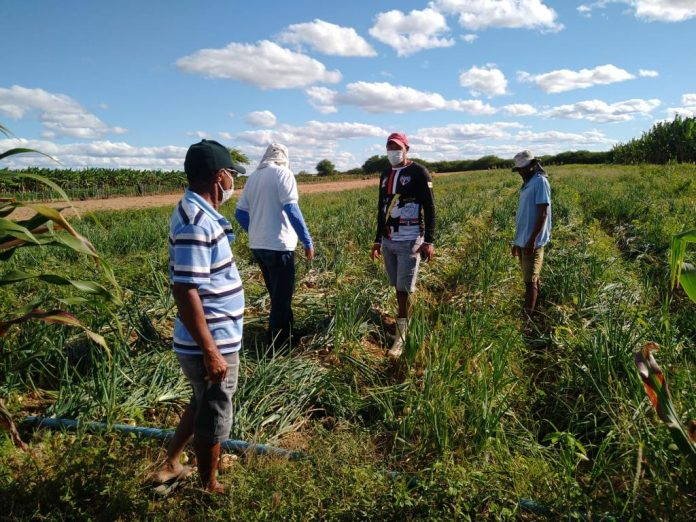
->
[184,139,246,180]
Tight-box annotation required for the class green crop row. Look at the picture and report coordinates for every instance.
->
[1,165,694,519]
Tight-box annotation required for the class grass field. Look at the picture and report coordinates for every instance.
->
[1,164,695,520]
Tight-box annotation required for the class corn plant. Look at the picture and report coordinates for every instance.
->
[635,343,696,472]
[670,228,696,302]
[0,124,121,444]
[0,125,120,346]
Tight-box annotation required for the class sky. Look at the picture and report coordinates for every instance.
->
[2,0,696,173]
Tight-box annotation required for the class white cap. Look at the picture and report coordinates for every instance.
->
[512,150,535,171]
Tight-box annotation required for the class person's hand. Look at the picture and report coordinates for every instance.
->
[305,246,315,261]
[370,242,382,260]
[523,240,535,256]
[203,351,228,384]
[511,245,520,257]
[417,242,434,262]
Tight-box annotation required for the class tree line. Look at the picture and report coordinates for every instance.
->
[2,116,694,183]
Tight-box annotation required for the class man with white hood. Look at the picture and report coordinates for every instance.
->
[235,143,314,348]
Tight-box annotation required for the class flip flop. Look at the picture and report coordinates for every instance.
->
[151,465,194,497]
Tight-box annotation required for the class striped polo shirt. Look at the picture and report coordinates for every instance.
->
[168,189,244,356]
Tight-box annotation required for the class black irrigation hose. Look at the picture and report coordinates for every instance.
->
[23,416,305,460]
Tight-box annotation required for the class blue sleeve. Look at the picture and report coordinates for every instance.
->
[535,177,551,205]
[234,208,250,232]
[283,203,313,248]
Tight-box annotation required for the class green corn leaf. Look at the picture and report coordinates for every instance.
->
[670,228,696,291]
[0,217,41,245]
[0,269,117,303]
[5,172,69,202]
[635,343,696,472]
[677,262,696,303]
[22,204,98,258]
[0,308,109,351]
[0,148,58,164]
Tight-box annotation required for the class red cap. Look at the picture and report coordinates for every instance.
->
[386,132,409,150]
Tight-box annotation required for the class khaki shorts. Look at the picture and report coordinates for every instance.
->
[519,246,544,284]
[177,352,240,445]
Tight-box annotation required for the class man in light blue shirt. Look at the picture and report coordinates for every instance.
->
[511,150,551,316]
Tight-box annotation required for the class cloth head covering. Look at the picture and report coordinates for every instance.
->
[258,142,289,169]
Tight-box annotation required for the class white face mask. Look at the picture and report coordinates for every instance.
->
[387,150,405,166]
[218,170,235,205]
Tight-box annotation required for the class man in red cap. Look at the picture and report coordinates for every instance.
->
[371,132,435,358]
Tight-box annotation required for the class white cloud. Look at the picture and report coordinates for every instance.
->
[681,93,696,106]
[176,40,342,89]
[186,130,209,139]
[403,124,614,161]
[277,19,376,57]
[245,110,277,127]
[369,8,455,56]
[415,122,523,143]
[544,98,662,122]
[0,138,186,170]
[306,81,496,114]
[305,87,339,114]
[233,121,389,172]
[459,65,508,97]
[461,34,478,43]
[577,1,696,22]
[667,107,695,118]
[666,92,696,119]
[639,69,659,77]
[235,120,387,148]
[501,104,537,116]
[0,85,126,139]
[514,129,616,146]
[434,0,563,31]
[517,64,635,93]
[633,0,696,21]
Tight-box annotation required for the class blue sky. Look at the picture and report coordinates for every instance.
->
[2,0,695,173]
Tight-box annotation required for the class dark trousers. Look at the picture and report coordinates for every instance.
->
[252,249,295,346]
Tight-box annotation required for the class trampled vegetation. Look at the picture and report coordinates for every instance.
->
[1,164,695,520]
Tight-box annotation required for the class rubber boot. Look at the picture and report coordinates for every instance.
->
[388,318,408,358]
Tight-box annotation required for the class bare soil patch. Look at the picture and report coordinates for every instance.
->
[9,178,380,220]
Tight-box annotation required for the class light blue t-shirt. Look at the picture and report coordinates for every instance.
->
[513,172,551,248]
[169,190,244,356]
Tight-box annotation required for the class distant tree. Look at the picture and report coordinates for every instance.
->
[362,155,390,174]
[343,167,364,176]
[316,159,336,177]
[228,148,251,167]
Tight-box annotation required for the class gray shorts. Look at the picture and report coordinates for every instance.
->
[382,238,423,293]
[177,351,240,445]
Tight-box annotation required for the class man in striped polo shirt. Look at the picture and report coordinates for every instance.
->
[371,132,435,358]
[152,139,245,494]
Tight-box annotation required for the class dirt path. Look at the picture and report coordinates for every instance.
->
[10,178,380,220]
